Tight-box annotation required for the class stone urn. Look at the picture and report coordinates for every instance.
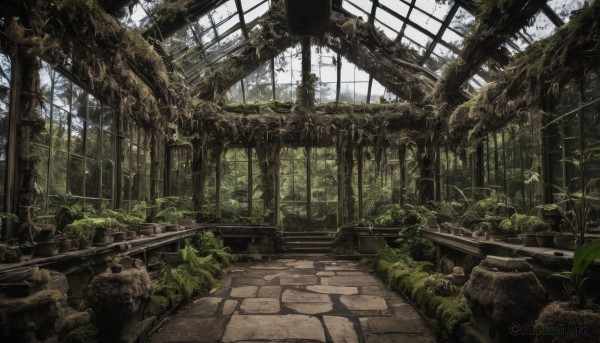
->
[462,265,548,343]
[535,301,600,343]
[86,268,152,343]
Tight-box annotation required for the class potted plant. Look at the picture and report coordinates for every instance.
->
[553,231,577,250]
[538,240,600,338]
[157,206,184,232]
[535,231,556,247]
[533,204,564,230]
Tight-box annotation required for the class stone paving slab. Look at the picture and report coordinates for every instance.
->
[185,297,222,316]
[306,285,358,295]
[340,295,388,311]
[279,274,318,285]
[324,316,359,343]
[150,256,434,343]
[230,286,257,298]
[240,298,280,314]
[257,285,281,298]
[328,275,380,287]
[282,289,331,303]
[284,302,333,314]
[150,317,228,343]
[222,314,326,342]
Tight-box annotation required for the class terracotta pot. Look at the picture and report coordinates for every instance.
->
[554,235,576,250]
[92,227,112,246]
[523,234,538,247]
[79,238,89,250]
[139,227,154,237]
[113,232,126,242]
[126,230,137,240]
[57,237,72,253]
[535,234,555,247]
[166,224,179,232]
[35,241,58,257]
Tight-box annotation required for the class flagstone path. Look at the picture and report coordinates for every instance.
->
[149,256,435,343]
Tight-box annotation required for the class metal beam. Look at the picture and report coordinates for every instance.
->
[368,0,379,26]
[234,0,249,39]
[421,2,459,64]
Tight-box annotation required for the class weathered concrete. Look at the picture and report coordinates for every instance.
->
[149,256,435,343]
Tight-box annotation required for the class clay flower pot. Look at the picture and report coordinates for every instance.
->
[554,235,576,250]
[535,232,556,247]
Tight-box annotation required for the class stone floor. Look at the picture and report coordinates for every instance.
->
[148,255,436,343]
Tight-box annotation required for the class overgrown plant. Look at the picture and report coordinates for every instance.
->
[547,240,600,309]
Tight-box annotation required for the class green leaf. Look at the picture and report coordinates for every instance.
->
[572,240,600,275]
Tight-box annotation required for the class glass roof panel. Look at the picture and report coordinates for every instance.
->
[217,15,238,36]
[448,6,474,35]
[379,0,409,18]
[343,0,371,18]
[244,1,270,24]
[376,6,404,33]
[211,0,238,23]
[402,25,431,54]
[242,0,265,12]
[441,28,464,52]
[374,19,398,39]
[521,11,556,43]
[119,1,160,29]
[414,1,452,21]
[408,8,442,34]
[547,0,587,23]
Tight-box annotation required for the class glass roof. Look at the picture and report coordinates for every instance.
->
[118,0,588,98]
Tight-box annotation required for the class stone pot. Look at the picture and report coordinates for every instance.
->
[535,233,555,247]
[113,232,126,242]
[165,224,179,232]
[535,302,600,342]
[36,228,54,243]
[358,235,385,254]
[554,235,576,250]
[139,223,155,230]
[92,227,113,246]
[35,241,58,257]
[523,233,538,247]
[461,228,472,237]
[452,227,462,236]
[160,252,184,267]
[57,237,72,253]
[487,232,506,242]
[126,230,137,240]
[139,227,154,237]
[79,238,90,250]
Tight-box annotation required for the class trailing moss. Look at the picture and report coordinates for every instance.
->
[374,246,471,338]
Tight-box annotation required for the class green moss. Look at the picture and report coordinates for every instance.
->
[62,324,98,343]
[145,295,170,317]
[374,248,471,338]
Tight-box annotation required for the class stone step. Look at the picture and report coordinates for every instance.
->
[286,246,332,253]
[282,236,334,242]
[285,241,332,247]
[282,231,333,237]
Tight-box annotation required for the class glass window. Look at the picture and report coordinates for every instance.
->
[0,51,10,212]
[379,0,409,18]
[35,62,115,211]
[344,0,371,19]
[547,0,587,24]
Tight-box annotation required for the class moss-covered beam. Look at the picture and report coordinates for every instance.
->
[193,2,436,103]
[326,11,437,104]
[430,0,548,120]
[189,102,427,147]
[143,0,224,40]
[0,0,191,127]
[192,1,297,102]
[449,0,600,143]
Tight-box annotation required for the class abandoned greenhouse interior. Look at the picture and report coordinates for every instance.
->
[1,0,600,342]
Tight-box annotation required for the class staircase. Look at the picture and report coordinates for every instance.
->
[282,231,334,254]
